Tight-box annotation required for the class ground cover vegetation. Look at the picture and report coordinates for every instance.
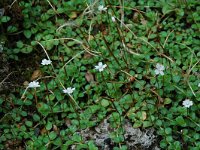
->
[0,0,200,149]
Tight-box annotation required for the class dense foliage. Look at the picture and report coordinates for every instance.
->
[0,0,199,149]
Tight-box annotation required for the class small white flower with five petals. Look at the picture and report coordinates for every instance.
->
[0,44,3,52]
[95,62,107,72]
[28,81,40,88]
[98,5,107,12]
[63,87,75,94]
[155,63,165,76]
[111,16,116,22]
[182,99,193,108]
[41,59,52,65]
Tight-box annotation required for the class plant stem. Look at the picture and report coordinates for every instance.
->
[162,58,165,98]
[100,71,125,139]
[34,88,38,104]
[102,35,121,67]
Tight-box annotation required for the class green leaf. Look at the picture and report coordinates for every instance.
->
[76,18,83,26]
[61,103,68,111]
[33,114,40,121]
[55,90,63,101]
[155,120,162,126]
[20,125,26,131]
[133,121,142,128]
[101,99,110,107]
[57,8,65,13]
[31,27,38,34]
[41,13,50,21]
[43,136,49,144]
[31,41,37,46]
[21,46,33,53]
[120,94,132,109]
[72,134,82,142]
[13,48,20,53]
[24,30,32,38]
[173,75,181,83]
[60,130,66,136]
[134,80,145,90]
[7,25,18,33]
[63,140,74,148]
[25,121,33,127]
[49,131,57,140]
[175,116,187,127]
[193,133,199,140]
[46,121,53,130]
[35,33,43,41]
[160,139,167,148]
[24,100,32,105]
[37,102,51,116]
[53,137,62,146]
[21,111,27,116]
[165,127,172,134]
[1,16,11,22]
[176,8,184,17]
[143,121,153,127]
[162,5,172,14]
[166,136,173,142]
[0,98,3,104]
[48,94,55,101]
[149,34,157,39]
[173,141,181,150]
[76,144,88,150]
[113,135,124,143]
[88,141,98,150]
[16,41,24,48]
[53,106,60,113]
[164,98,172,105]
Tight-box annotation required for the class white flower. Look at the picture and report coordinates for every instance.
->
[155,63,165,75]
[198,83,200,87]
[41,59,52,65]
[111,16,116,22]
[95,62,107,72]
[63,87,75,94]
[98,5,107,12]
[0,44,3,52]
[182,99,193,108]
[122,42,126,48]
[28,81,40,88]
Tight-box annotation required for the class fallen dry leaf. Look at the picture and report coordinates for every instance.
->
[53,125,59,134]
[133,12,139,23]
[85,71,94,82]
[84,52,93,59]
[141,111,147,121]
[88,35,94,41]
[127,43,133,48]
[141,18,147,25]
[69,12,77,19]
[31,69,42,81]
[65,118,71,127]
[40,127,48,135]
[23,81,29,86]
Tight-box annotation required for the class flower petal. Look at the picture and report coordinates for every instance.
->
[155,69,160,75]
[98,62,103,67]
[160,65,165,70]
[160,71,164,76]
[103,64,107,69]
